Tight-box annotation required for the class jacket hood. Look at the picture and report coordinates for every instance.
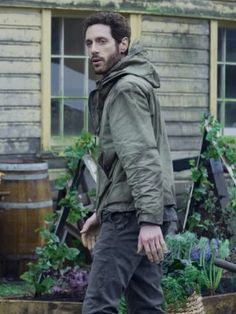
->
[100,40,160,88]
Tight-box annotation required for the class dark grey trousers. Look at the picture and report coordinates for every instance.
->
[82,211,166,314]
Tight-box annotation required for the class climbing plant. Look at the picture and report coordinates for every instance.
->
[187,115,236,239]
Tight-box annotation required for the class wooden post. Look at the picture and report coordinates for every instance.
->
[129,14,142,44]
[41,9,51,151]
[210,20,218,118]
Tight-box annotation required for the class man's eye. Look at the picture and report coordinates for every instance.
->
[99,39,107,44]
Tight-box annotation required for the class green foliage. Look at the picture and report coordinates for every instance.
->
[59,189,89,224]
[60,131,97,176]
[162,264,202,312]
[21,132,97,296]
[56,131,97,223]
[162,232,202,311]
[0,281,33,297]
[21,212,80,295]
[118,296,127,314]
[162,232,230,311]
[187,114,236,239]
[165,231,197,261]
[198,238,230,295]
[227,187,236,212]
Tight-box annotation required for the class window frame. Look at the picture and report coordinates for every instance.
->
[51,15,91,147]
[41,11,141,151]
[211,20,236,136]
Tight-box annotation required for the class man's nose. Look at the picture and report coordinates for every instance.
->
[90,42,99,54]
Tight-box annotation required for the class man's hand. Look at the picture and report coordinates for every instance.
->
[80,213,100,250]
[137,225,168,263]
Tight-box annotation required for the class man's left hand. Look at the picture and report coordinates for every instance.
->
[137,225,168,263]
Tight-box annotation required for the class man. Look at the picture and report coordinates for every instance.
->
[81,12,177,314]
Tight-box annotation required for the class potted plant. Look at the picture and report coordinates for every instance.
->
[161,231,230,313]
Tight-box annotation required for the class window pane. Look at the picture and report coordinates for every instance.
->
[64,59,85,96]
[51,99,61,136]
[225,65,236,98]
[217,65,222,98]
[217,101,223,125]
[226,29,236,62]
[52,18,61,55]
[64,99,84,135]
[51,58,60,96]
[218,28,224,62]
[225,102,236,127]
[64,18,85,55]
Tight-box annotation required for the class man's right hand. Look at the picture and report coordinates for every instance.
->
[80,212,100,250]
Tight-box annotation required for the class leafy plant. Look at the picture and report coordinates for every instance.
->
[20,213,80,295]
[60,131,97,176]
[162,263,202,312]
[58,189,89,224]
[162,231,230,311]
[21,131,97,296]
[49,266,89,301]
[187,114,236,239]
[56,131,97,223]
[118,296,127,314]
[0,280,33,297]
[191,237,230,295]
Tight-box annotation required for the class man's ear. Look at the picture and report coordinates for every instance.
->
[119,37,129,54]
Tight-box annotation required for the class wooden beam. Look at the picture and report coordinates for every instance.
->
[129,14,141,44]
[210,20,218,118]
[2,1,236,22]
[41,9,51,151]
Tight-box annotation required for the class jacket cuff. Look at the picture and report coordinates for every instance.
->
[137,213,163,226]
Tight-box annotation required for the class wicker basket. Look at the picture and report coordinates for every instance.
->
[168,292,205,314]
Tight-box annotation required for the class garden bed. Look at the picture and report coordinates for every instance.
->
[0,298,83,314]
[203,292,236,314]
[0,293,236,314]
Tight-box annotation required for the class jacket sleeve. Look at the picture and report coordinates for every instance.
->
[108,80,164,225]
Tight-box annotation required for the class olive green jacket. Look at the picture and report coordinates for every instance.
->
[89,42,176,225]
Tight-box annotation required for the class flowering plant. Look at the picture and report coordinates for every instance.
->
[190,236,230,295]
[49,266,89,301]
[162,231,230,311]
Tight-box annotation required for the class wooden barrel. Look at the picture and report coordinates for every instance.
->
[0,160,53,277]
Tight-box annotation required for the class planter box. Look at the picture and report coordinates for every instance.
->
[0,293,236,314]
[0,298,83,314]
[203,293,236,314]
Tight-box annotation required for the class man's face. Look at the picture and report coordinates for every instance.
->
[85,24,126,75]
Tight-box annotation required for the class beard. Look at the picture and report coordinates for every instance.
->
[93,48,122,75]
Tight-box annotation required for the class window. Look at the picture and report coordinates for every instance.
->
[51,17,96,146]
[217,26,236,135]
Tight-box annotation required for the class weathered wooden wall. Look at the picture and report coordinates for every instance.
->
[141,16,209,160]
[141,16,210,207]
[0,0,236,21]
[0,8,41,158]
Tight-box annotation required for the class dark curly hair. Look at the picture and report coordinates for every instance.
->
[84,12,131,54]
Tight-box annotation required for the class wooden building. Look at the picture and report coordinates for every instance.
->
[0,0,236,205]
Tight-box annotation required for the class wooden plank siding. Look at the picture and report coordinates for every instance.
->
[0,0,236,22]
[141,16,210,208]
[0,8,41,156]
[141,16,209,162]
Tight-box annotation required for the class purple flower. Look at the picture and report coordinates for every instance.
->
[52,285,63,293]
[191,242,211,262]
[204,245,211,261]
[191,247,200,261]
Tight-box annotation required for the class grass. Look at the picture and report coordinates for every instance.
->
[0,280,33,298]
